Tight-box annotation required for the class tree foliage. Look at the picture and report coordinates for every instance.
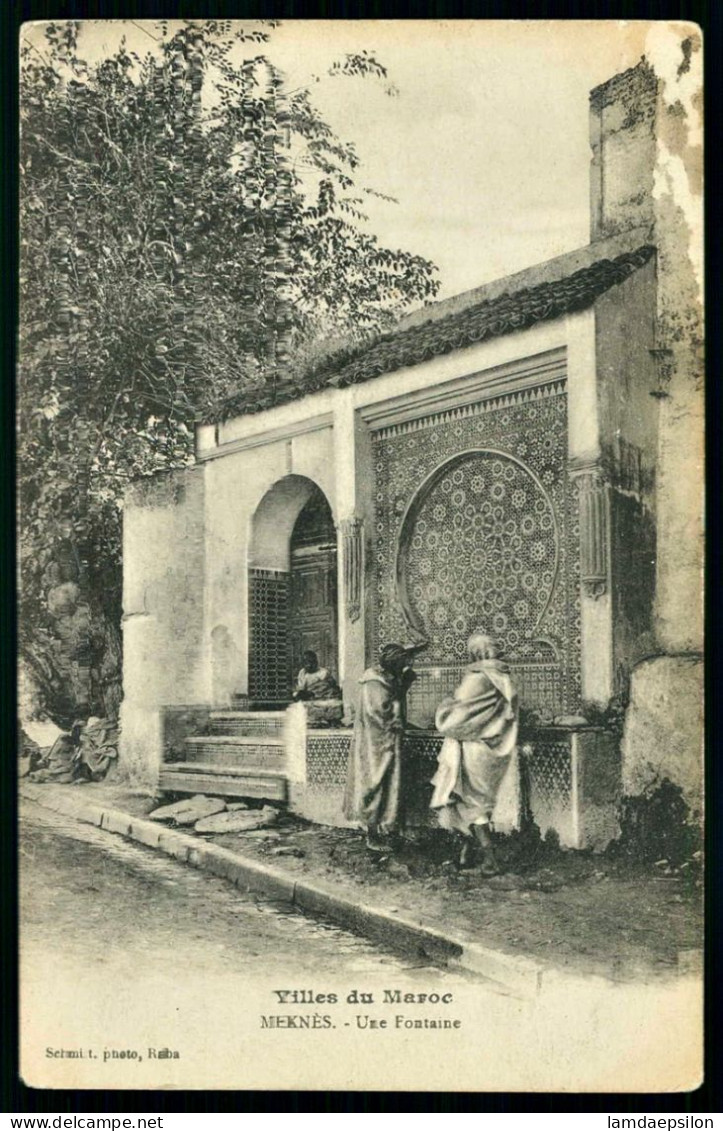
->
[18,20,439,724]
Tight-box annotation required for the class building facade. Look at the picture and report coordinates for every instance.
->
[120,58,703,847]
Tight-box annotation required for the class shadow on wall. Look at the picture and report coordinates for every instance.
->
[211,624,242,707]
[614,779,702,867]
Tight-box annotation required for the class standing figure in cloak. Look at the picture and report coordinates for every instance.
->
[431,633,518,874]
[292,650,341,701]
[343,641,425,852]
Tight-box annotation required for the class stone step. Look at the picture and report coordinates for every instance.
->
[211,711,286,717]
[208,711,286,737]
[189,734,284,748]
[183,736,285,770]
[159,764,288,803]
[232,696,291,712]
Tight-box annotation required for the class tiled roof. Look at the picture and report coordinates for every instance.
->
[221,243,655,419]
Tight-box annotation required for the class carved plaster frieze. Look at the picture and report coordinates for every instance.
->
[570,460,610,600]
[340,516,364,623]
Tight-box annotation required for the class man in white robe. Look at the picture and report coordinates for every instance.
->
[431,633,518,873]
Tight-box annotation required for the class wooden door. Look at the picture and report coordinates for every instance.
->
[288,488,338,686]
[289,545,338,683]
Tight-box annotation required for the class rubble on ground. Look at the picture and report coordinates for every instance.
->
[148,795,280,833]
[195,806,278,834]
[149,795,226,825]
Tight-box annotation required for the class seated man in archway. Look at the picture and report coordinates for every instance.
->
[292,650,341,702]
[431,633,518,875]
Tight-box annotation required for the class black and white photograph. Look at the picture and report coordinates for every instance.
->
[17,19,704,1092]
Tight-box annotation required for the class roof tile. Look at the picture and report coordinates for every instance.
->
[222,244,655,420]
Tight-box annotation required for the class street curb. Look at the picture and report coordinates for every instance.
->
[21,784,545,997]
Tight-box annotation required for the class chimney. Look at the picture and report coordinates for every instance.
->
[589,40,703,657]
[589,59,659,240]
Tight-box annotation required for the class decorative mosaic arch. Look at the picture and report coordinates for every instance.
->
[371,385,581,718]
[395,448,561,663]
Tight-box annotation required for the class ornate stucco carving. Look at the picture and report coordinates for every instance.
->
[570,460,610,599]
[340,516,364,623]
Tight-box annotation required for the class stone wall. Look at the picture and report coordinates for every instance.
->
[648,32,704,656]
[120,467,207,787]
[590,38,704,810]
[621,655,703,815]
[589,62,658,241]
[590,49,703,654]
[594,259,659,693]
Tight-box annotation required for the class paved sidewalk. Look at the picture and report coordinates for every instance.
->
[20,779,703,996]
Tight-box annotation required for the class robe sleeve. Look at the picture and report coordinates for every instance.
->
[361,678,396,729]
[435,677,508,741]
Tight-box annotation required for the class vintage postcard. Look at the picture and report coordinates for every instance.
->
[18,19,704,1093]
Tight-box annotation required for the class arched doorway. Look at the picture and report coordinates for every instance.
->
[248,476,337,705]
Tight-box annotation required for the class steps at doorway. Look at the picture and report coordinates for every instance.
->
[159,761,288,802]
[208,711,285,738]
[231,696,290,712]
[160,709,289,805]
[183,734,285,770]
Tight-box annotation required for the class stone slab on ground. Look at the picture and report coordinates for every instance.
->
[237,829,281,840]
[195,807,277,834]
[149,794,226,824]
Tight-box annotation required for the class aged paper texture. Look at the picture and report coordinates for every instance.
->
[18,19,704,1092]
